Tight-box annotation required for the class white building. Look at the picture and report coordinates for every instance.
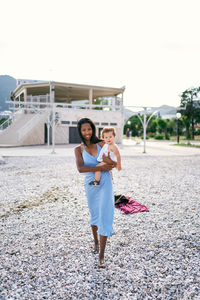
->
[0,81,125,146]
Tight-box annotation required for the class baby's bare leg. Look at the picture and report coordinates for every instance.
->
[94,162,105,181]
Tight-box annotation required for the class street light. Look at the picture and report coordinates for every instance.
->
[136,108,158,153]
[176,112,181,144]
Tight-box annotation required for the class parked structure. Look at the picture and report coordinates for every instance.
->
[0,81,125,146]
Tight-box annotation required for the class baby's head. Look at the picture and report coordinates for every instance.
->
[101,127,116,144]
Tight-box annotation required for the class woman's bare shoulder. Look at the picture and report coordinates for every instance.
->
[74,144,83,155]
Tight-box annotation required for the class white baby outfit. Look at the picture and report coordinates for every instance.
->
[97,143,117,163]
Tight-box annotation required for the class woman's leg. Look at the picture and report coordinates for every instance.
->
[98,235,107,267]
[91,225,99,253]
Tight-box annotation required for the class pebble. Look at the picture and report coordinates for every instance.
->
[0,156,5,164]
[0,155,200,299]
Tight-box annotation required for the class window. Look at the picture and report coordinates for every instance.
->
[72,121,77,125]
[101,122,108,125]
[61,121,70,124]
[110,123,117,126]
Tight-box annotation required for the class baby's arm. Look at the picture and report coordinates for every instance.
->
[112,145,122,171]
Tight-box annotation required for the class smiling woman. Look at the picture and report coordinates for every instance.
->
[74,117,116,268]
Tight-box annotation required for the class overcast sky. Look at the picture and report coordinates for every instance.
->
[1,0,200,108]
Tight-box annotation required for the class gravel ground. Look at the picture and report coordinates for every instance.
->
[0,154,200,300]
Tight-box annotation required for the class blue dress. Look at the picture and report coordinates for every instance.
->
[82,143,114,237]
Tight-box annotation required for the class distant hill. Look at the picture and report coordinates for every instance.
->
[0,75,17,111]
[148,105,177,118]
[156,105,177,117]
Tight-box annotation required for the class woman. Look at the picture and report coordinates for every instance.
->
[74,118,116,268]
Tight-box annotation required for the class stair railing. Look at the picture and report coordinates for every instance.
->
[0,108,24,132]
[0,117,12,131]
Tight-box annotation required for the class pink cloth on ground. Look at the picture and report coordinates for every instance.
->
[115,196,149,214]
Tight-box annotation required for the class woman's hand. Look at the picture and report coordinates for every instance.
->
[102,153,117,168]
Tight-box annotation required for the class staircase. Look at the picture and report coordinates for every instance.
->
[0,110,48,146]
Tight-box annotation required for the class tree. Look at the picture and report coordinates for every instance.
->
[180,87,200,139]
[147,117,157,133]
[157,118,167,135]
[193,101,200,124]
[167,118,176,135]
[124,115,142,136]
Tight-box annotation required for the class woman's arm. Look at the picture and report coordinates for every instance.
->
[102,152,117,167]
[74,146,113,173]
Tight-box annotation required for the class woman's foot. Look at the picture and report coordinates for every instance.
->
[89,180,100,186]
[93,243,99,254]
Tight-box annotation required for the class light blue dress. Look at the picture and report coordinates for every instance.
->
[82,143,114,237]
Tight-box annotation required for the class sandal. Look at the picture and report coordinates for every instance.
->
[93,244,99,254]
[98,259,106,268]
[89,180,100,186]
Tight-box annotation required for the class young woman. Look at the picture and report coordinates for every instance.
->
[74,118,116,268]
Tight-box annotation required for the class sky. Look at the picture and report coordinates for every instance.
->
[1,0,200,108]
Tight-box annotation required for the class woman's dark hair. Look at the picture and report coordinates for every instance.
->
[77,117,102,145]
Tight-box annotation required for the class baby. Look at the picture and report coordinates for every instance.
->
[89,127,121,186]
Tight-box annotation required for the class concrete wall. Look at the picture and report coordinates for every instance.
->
[55,126,68,144]
[0,107,123,146]
[21,120,46,146]
[55,108,123,144]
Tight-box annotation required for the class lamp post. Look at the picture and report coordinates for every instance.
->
[125,105,159,153]
[176,112,181,144]
[136,108,158,153]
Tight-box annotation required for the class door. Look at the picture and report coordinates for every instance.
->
[69,127,81,143]
[44,123,52,144]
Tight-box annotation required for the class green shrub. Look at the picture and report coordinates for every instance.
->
[155,134,164,140]
[148,133,156,138]
[195,129,200,135]
[0,118,7,125]
[165,133,170,140]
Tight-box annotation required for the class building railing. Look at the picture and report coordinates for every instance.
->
[6,100,122,112]
[1,99,122,133]
[27,95,50,104]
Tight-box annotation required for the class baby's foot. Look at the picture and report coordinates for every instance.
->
[89,180,100,186]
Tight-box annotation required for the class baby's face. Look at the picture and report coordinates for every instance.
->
[103,131,115,145]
